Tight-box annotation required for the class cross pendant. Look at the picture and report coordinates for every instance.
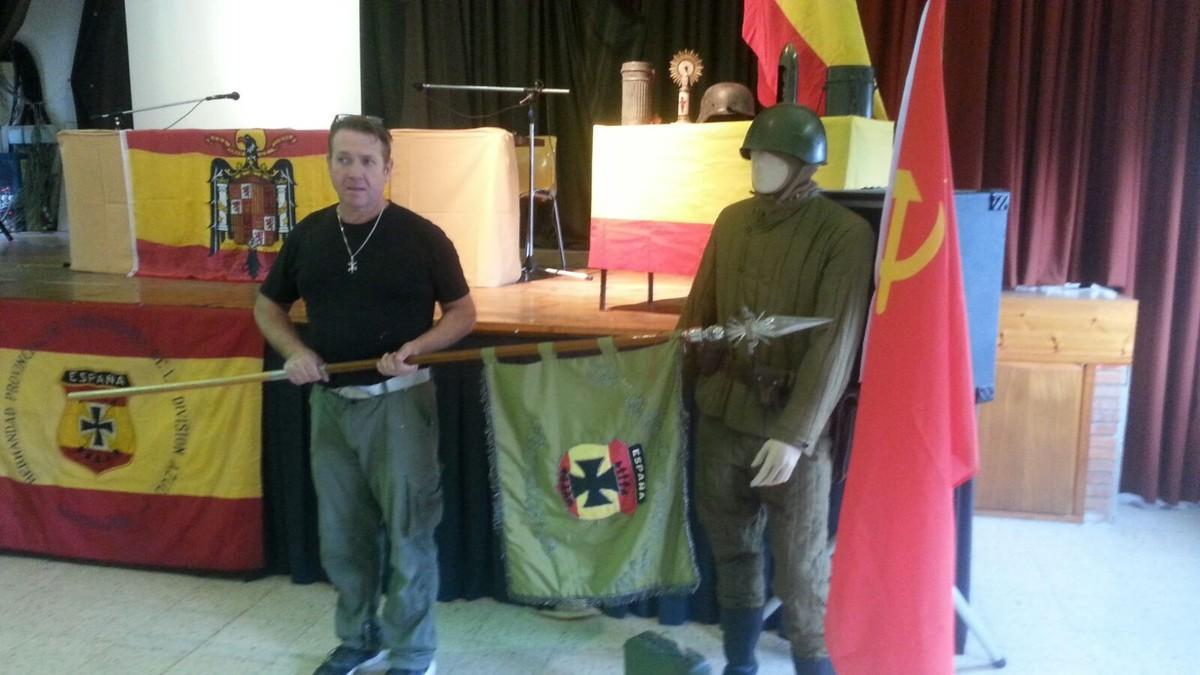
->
[347,259,358,273]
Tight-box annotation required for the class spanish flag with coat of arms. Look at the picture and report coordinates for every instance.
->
[127,128,337,281]
[0,299,265,571]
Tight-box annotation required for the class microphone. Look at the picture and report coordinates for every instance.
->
[206,91,241,101]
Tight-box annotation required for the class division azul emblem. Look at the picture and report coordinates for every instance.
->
[556,439,648,520]
[57,369,138,474]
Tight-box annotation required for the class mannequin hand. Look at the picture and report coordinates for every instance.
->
[750,439,805,487]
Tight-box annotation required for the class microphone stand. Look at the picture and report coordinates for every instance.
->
[417,82,590,282]
[91,93,237,129]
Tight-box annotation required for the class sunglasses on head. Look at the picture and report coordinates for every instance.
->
[333,113,385,126]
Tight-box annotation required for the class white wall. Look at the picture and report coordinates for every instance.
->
[124,0,360,129]
[13,0,87,129]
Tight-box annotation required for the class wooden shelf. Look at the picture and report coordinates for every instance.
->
[995,293,1137,364]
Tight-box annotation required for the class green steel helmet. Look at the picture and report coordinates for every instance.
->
[739,103,827,165]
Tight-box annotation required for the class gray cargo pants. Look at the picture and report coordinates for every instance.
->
[309,380,443,671]
[695,414,833,658]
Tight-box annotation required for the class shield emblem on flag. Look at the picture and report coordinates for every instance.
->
[208,131,298,278]
[226,176,279,247]
[58,370,137,474]
[557,440,646,520]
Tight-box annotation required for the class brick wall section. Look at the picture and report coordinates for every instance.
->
[1085,365,1131,521]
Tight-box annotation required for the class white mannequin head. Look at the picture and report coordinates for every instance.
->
[750,149,793,195]
[750,149,820,201]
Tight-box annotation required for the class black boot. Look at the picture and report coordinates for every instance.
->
[720,606,764,675]
[792,654,834,675]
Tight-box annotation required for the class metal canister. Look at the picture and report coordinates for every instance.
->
[620,61,655,125]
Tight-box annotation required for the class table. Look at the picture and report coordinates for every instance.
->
[388,128,521,287]
[588,117,894,279]
[58,131,134,274]
[57,128,522,287]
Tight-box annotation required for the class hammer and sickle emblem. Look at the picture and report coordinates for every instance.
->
[876,169,946,314]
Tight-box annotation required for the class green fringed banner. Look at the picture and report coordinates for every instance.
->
[481,336,698,604]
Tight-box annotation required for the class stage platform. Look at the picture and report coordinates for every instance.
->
[0,232,690,336]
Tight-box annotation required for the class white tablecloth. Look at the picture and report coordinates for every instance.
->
[389,128,521,287]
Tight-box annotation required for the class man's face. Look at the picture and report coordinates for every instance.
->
[328,129,391,216]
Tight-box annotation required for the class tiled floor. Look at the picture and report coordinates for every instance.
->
[960,496,1200,675]
[1,496,1196,674]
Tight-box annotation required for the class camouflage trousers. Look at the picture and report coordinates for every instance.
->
[695,414,833,658]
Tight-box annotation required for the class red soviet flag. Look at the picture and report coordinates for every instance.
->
[824,0,979,673]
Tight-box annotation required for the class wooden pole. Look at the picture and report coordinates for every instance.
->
[67,332,673,401]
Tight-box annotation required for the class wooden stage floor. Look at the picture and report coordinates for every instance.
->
[0,233,691,337]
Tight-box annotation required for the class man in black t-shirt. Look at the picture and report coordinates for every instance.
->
[256,114,475,675]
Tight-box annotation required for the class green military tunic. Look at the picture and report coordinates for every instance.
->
[678,190,874,658]
[679,192,874,447]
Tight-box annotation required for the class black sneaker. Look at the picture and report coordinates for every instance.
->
[313,645,387,675]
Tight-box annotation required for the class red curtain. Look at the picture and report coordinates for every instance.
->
[858,0,1200,504]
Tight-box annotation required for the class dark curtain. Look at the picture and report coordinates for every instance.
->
[360,0,756,249]
[0,0,30,55]
[71,0,132,129]
[859,0,1200,504]
[1119,4,1200,505]
[261,343,323,583]
[4,41,45,125]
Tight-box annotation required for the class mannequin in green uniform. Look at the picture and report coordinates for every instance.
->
[678,104,874,675]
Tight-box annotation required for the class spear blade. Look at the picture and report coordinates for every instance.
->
[734,312,831,339]
[682,308,831,353]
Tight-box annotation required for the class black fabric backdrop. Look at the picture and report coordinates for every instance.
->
[71,0,132,129]
[359,0,756,250]
[0,0,30,56]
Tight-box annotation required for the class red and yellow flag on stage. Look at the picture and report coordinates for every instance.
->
[742,0,886,118]
[127,129,336,282]
[825,0,978,673]
[0,299,265,571]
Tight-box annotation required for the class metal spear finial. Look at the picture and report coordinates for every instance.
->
[680,307,830,354]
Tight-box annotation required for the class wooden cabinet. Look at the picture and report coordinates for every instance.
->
[975,293,1138,521]
[977,362,1086,516]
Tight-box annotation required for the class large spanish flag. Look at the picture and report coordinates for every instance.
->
[825,0,978,672]
[742,0,887,118]
[0,299,266,571]
[126,129,337,282]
